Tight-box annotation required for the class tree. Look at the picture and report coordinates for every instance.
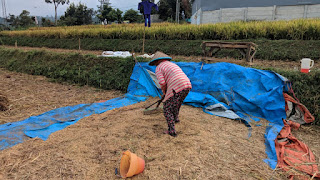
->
[41,17,54,27]
[114,9,123,23]
[19,10,35,27]
[96,4,113,23]
[59,3,94,26]
[7,10,34,29]
[7,14,19,27]
[45,0,70,25]
[123,9,142,23]
[158,0,175,21]
[158,0,192,21]
[181,0,192,19]
[106,8,123,23]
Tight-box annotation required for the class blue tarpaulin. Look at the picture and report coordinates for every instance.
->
[129,62,287,169]
[0,62,287,169]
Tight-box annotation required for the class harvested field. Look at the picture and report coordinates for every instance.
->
[0,68,121,125]
[0,68,319,179]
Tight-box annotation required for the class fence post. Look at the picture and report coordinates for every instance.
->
[142,26,146,54]
[272,5,277,20]
[199,9,202,24]
[303,5,308,18]
[15,40,17,48]
[244,7,248,22]
[78,38,81,51]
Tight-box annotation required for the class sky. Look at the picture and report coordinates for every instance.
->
[3,0,159,17]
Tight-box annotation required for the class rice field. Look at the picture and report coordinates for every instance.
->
[1,19,320,40]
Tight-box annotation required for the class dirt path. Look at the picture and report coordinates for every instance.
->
[4,45,320,70]
[0,68,319,179]
[3,45,103,56]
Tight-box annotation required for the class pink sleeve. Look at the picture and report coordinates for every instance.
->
[156,67,167,92]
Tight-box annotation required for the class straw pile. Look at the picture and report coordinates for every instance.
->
[0,68,121,125]
[0,68,319,179]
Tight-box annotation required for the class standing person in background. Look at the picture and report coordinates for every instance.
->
[149,51,192,137]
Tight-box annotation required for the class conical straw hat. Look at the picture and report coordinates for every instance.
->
[148,51,172,66]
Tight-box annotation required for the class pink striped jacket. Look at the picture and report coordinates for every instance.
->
[155,61,192,102]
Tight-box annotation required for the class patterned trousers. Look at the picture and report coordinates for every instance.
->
[163,88,191,136]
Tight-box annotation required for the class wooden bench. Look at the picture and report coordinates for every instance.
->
[201,41,257,64]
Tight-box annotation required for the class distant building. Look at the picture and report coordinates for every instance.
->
[0,17,6,25]
[192,0,320,24]
[92,16,101,24]
[0,17,9,30]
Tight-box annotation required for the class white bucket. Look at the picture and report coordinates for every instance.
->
[300,58,314,73]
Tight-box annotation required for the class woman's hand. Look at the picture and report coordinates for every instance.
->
[161,94,165,100]
[161,85,167,96]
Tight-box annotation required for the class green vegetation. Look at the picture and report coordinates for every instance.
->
[0,47,318,125]
[45,0,70,25]
[6,10,36,29]
[1,36,320,61]
[59,3,94,26]
[157,0,192,21]
[96,4,123,24]
[0,47,137,91]
[123,9,143,23]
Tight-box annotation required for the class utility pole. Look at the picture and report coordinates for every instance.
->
[1,0,7,19]
[1,0,7,27]
[176,0,180,23]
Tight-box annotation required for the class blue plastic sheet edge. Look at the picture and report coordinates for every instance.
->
[0,94,148,151]
[0,64,160,151]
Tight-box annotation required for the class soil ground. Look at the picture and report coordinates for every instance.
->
[0,67,319,179]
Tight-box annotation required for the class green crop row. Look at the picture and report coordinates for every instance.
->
[0,47,138,91]
[2,19,320,40]
[2,36,320,61]
[0,47,318,125]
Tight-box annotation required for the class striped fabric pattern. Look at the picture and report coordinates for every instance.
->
[155,61,192,102]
